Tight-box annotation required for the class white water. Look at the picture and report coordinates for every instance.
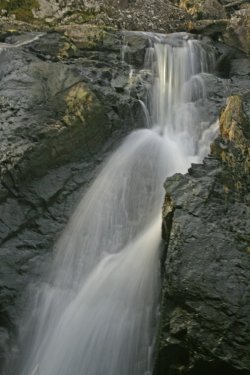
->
[15,33,217,375]
[0,33,44,49]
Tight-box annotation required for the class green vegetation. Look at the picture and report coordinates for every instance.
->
[0,1,98,26]
[0,0,39,22]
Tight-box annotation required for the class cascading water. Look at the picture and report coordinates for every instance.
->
[12,33,218,375]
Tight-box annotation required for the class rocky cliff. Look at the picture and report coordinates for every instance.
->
[0,26,146,370]
[157,94,250,374]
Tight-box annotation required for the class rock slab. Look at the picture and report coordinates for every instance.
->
[157,95,250,375]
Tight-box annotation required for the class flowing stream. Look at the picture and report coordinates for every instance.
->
[16,33,218,375]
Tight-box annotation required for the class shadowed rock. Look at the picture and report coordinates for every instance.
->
[157,95,250,375]
[0,28,145,370]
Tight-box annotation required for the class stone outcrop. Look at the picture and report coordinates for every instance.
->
[181,0,250,55]
[179,0,227,19]
[0,27,145,370]
[157,95,250,374]
[223,5,250,55]
[0,27,146,186]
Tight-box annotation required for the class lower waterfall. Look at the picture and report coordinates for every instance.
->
[15,33,218,375]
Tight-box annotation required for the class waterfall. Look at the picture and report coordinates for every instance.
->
[13,33,217,375]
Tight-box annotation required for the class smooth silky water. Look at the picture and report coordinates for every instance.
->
[10,33,218,375]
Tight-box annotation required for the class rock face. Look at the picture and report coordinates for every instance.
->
[0,28,146,191]
[0,27,145,371]
[181,0,250,55]
[179,0,227,20]
[157,95,250,375]
[223,5,250,55]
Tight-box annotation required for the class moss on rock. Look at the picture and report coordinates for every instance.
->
[56,24,108,50]
[211,95,250,193]
[179,0,227,19]
[0,0,39,22]
[218,96,249,171]
[63,82,103,127]
[62,82,108,151]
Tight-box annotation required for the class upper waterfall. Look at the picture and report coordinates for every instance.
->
[8,32,218,375]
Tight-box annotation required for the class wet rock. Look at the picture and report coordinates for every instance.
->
[231,58,250,76]
[122,32,150,67]
[186,19,228,38]
[0,30,145,186]
[0,28,145,371]
[157,95,250,374]
[213,42,250,97]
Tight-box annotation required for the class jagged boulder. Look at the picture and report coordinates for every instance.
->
[156,95,250,375]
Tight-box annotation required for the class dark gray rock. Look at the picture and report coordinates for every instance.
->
[0,28,146,371]
[156,95,250,375]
